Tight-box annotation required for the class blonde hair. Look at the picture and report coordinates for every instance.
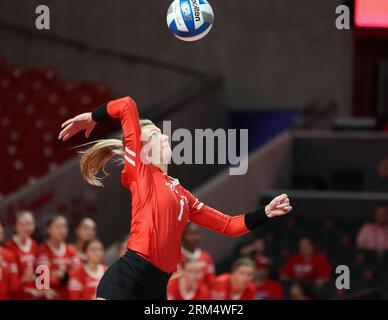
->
[80,119,155,187]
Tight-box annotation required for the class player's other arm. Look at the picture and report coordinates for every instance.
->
[187,192,292,237]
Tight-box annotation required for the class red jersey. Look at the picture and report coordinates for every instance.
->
[180,247,215,286]
[280,252,332,281]
[5,236,38,299]
[68,264,107,300]
[167,275,209,300]
[210,273,255,300]
[0,246,20,299]
[37,242,81,299]
[255,280,284,300]
[106,97,249,273]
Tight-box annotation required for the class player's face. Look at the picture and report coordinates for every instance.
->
[48,217,68,242]
[76,218,96,242]
[233,266,254,288]
[86,241,104,264]
[16,213,35,238]
[299,238,314,257]
[184,262,204,284]
[141,125,172,166]
[183,230,202,248]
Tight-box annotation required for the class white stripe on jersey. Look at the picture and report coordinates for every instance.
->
[125,155,136,166]
[125,147,136,157]
[197,202,204,210]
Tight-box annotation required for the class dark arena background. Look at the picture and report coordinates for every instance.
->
[0,0,388,305]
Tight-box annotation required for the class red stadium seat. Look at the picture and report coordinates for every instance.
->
[0,59,113,195]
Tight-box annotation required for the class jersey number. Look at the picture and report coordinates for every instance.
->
[178,199,184,221]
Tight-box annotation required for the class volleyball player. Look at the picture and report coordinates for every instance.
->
[5,211,39,299]
[37,215,81,299]
[210,258,256,300]
[0,220,20,299]
[58,96,292,300]
[68,238,107,300]
[167,258,209,300]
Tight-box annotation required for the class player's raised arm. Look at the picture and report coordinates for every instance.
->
[186,191,292,237]
[58,96,144,183]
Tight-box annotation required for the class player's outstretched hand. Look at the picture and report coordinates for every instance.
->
[265,193,292,218]
[58,112,96,141]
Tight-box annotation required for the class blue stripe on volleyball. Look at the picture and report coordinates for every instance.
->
[169,21,211,38]
[180,0,195,32]
[168,19,180,35]
[187,21,211,36]
[198,0,208,5]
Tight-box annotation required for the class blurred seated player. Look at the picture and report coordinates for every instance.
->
[180,223,215,287]
[103,234,129,266]
[5,211,40,299]
[210,258,256,300]
[37,215,81,299]
[279,236,332,287]
[254,256,283,300]
[167,258,209,300]
[0,220,20,299]
[289,281,313,300]
[72,218,97,262]
[239,238,266,259]
[68,239,107,300]
[356,204,388,257]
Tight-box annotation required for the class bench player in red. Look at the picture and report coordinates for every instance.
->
[5,211,39,299]
[68,238,107,300]
[210,258,256,300]
[179,223,216,288]
[58,96,293,300]
[167,258,209,300]
[37,215,81,299]
[0,220,20,299]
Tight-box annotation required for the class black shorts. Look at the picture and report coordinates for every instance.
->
[96,249,172,300]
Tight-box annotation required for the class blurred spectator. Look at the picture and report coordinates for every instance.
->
[0,220,20,299]
[72,218,97,262]
[167,258,209,300]
[210,258,256,300]
[289,282,313,300]
[68,238,106,300]
[239,238,266,259]
[280,236,332,287]
[180,223,215,287]
[37,215,81,299]
[254,256,284,300]
[356,204,388,256]
[104,233,129,266]
[5,211,40,299]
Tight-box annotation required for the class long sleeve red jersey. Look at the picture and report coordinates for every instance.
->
[103,97,250,274]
